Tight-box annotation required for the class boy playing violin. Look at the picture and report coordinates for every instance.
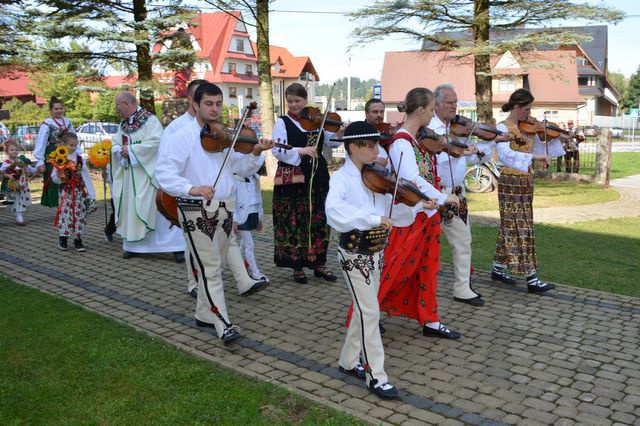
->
[155,83,273,345]
[325,121,399,399]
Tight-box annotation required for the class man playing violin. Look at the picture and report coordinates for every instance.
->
[364,98,389,167]
[325,121,399,400]
[563,120,584,173]
[430,84,505,307]
[155,83,274,345]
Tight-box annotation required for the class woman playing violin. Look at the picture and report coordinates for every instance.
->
[377,87,462,340]
[271,83,345,284]
[491,88,565,293]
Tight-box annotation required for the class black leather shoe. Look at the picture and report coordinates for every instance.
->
[338,364,366,380]
[188,288,197,299]
[491,270,516,285]
[173,251,185,263]
[195,319,216,329]
[528,282,555,294]
[293,271,308,284]
[122,251,135,259]
[58,236,68,251]
[369,382,400,400]
[454,296,485,306]
[74,238,86,252]
[222,328,241,345]
[314,269,338,281]
[423,324,461,339]
[379,323,386,334]
[104,230,114,242]
[241,280,269,297]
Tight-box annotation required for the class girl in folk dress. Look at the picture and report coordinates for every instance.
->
[34,96,77,207]
[50,133,96,252]
[0,140,36,225]
[233,166,268,282]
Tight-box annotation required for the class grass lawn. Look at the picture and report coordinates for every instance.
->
[440,217,640,298]
[609,152,640,180]
[0,278,363,425]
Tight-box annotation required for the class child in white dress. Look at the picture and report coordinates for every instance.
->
[0,140,36,225]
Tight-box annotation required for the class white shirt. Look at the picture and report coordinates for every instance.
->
[271,116,341,166]
[155,119,264,201]
[429,115,494,188]
[34,117,78,167]
[387,128,448,227]
[326,157,391,232]
[161,111,195,143]
[495,123,565,173]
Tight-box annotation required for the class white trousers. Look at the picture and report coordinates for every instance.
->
[337,247,388,388]
[238,230,264,279]
[178,200,239,338]
[441,187,479,299]
[185,229,257,295]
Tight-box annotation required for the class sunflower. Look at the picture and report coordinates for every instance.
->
[55,157,67,166]
[56,145,70,157]
[88,140,112,169]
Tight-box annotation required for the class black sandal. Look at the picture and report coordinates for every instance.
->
[293,270,308,284]
[314,267,337,282]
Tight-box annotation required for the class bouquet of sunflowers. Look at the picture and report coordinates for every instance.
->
[47,145,76,182]
[88,139,111,169]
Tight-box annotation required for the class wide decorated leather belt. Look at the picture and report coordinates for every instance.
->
[339,227,389,255]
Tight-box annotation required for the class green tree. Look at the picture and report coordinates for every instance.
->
[22,0,197,113]
[609,71,628,111]
[94,90,119,122]
[29,66,82,113]
[0,0,32,72]
[351,0,624,122]
[622,67,640,111]
[3,98,47,127]
[70,93,94,123]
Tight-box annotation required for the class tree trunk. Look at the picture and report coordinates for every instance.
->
[473,0,493,123]
[133,0,156,114]
[255,0,277,176]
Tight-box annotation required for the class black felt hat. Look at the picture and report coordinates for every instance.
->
[330,121,380,142]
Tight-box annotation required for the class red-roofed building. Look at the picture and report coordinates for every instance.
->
[0,70,45,107]
[380,50,587,124]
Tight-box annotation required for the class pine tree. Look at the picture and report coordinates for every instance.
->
[351,0,624,122]
[622,67,640,112]
[22,0,198,113]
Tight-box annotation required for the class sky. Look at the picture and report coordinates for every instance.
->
[199,0,640,84]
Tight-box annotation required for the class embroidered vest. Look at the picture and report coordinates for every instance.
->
[390,131,440,189]
[500,120,534,176]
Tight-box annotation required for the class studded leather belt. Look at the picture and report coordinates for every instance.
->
[339,227,389,255]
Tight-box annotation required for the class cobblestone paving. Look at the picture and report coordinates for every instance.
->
[1,203,639,425]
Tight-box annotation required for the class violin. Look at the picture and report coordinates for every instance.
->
[416,127,468,155]
[156,190,180,227]
[441,135,469,158]
[361,162,431,207]
[298,106,344,132]
[200,121,291,153]
[519,117,570,140]
[450,115,503,141]
[375,122,402,139]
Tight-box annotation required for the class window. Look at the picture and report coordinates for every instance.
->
[245,64,253,75]
[498,77,516,93]
[576,56,588,66]
[273,84,280,94]
[246,88,253,98]
[588,76,596,87]
[578,77,588,86]
[228,62,236,74]
[236,39,244,52]
[229,87,237,98]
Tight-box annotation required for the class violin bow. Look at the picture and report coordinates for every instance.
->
[207,102,257,206]
[542,112,549,169]
[388,152,403,219]
[315,83,336,144]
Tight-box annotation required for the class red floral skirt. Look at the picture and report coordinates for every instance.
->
[378,211,441,325]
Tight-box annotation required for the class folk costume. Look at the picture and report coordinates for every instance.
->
[492,121,564,291]
[50,152,96,248]
[161,112,261,296]
[155,118,265,343]
[325,122,399,399]
[431,114,494,304]
[34,116,77,207]
[234,173,267,281]
[271,115,340,273]
[377,128,454,335]
[111,107,184,254]
[1,155,36,224]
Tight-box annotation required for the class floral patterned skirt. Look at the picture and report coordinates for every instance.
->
[56,186,95,238]
[378,212,441,325]
[272,182,330,270]
[493,173,536,275]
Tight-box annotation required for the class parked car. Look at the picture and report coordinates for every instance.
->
[13,125,40,151]
[76,122,119,147]
[583,126,600,137]
[610,127,624,138]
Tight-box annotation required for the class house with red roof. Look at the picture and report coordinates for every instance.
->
[380,49,588,125]
[0,69,45,107]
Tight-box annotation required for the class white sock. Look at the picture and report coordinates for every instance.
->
[16,214,24,222]
[425,321,441,330]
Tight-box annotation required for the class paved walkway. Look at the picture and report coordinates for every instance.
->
[471,174,640,225]
[1,201,639,425]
